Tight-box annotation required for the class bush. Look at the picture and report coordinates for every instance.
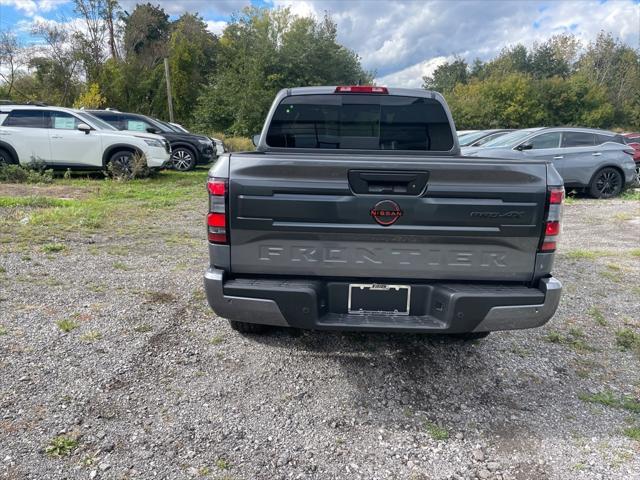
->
[106,152,156,180]
[0,159,53,184]
[209,132,254,152]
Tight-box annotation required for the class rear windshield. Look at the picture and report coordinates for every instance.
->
[265,94,454,151]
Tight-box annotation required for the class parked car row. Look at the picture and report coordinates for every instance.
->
[458,127,638,198]
[0,104,223,172]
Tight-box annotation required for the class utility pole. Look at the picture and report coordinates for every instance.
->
[164,58,174,122]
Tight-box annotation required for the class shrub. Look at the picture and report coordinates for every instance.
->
[0,160,53,184]
[209,131,254,152]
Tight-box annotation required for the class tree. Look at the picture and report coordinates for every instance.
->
[0,30,27,97]
[72,0,108,82]
[422,57,468,92]
[73,82,106,108]
[193,7,372,135]
[123,2,170,66]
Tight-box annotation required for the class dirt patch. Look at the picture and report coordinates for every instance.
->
[0,183,98,200]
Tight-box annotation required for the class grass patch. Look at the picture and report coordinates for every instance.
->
[0,196,75,208]
[144,291,176,304]
[45,435,78,457]
[42,243,66,253]
[624,427,640,441]
[112,261,130,271]
[544,329,595,352]
[215,458,231,470]
[210,334,225,345]
[56,318,79,333]
[133,323,153,333]
[615,328,640,354]
[0,325,7,336]
[631,249,640,258]
[0,162,53,184]
[80,330,102,342]
[0,266,5,273]
[621,189,640,201]
[424,421,449,441]
[613,212,633,221]
[563,249,612,261]
[600,269,622,283]
[578,391,640,414]
[588,307,607,326]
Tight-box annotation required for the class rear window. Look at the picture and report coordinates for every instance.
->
[266,94,454,151]
[3,109,47,128]
[561,132,595,147]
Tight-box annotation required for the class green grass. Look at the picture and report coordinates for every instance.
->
[544,329,595,352]
[588,307,607,326]
[563,249,612,261]
[80,330,102,342]
[624,427,640,441]
[615,328,640,354]
[42,243,66,253]
[1,170,208,248]
[621,189,640,201]
[631,249,640,258]
[210,334,225,345]
[133,323,153,333]
[45,435,78,457]
[0,325,7,336]
[215,458,231,470]
[424,421,449,441]
[578,391,640,414]
[56,318,79,333]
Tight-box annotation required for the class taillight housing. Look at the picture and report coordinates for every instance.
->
[207,178,228,244]
[539,186,564,253]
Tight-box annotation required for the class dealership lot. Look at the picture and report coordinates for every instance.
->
[0,171,638,480]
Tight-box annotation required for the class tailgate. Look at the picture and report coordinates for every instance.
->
[228,154,547,282]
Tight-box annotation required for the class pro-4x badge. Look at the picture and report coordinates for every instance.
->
[370,200,403,226]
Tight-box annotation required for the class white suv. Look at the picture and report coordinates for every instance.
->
[0,105,171,170]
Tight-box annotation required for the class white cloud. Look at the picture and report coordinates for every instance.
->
[206,20,227,36]
[376,56,449,88]
[0,0,68,17]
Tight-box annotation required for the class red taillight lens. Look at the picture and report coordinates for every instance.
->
[207,212,226,228]
[207,178,228,244]
[549,187,564,204]
[545,221,560,236]
[334,86,388,94]
[207,179,226,196]
[541,241,557,252]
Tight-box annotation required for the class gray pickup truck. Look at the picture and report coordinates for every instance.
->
[204,86,564,339]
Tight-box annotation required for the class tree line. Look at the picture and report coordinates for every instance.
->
[0,1,637,136]
[424,33,639,130]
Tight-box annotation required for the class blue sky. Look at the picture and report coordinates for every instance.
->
[0,0,638,87]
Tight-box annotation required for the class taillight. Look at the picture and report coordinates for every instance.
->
[334,86,388,94]
[540,186,564,253]
[207,178,228,244]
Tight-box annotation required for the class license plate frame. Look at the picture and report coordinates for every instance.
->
[347,283,411,316]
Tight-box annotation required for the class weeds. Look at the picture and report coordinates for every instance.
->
[134,323,153,333]
[615,328,640,355]
[144,291,176,304]
[424,421,449,440]
[0,161,53,184]
[42,243,66,253]
[80,330,102,342]
[0,325,7,336]
[45,435,78,457]
[578,391,640,413]
[210,335,225,345]
[563,249,612,261]
[544,329,595,352]
[624,427,640,441]
[215,458,231,470]
[588,307,607,326]
[107,152,156,180]
[56,318,79,333]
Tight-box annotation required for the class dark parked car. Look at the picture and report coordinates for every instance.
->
[458,129,514,147]
[88,110,216,171]
[463,127,636,198]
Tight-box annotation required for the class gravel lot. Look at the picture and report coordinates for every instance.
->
[0,183,639,480]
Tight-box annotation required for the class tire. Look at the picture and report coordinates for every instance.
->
[228,320,269,334]
[634,165,640,187]
[588,167,623,199]
[108,150,134,177]
[0,147,16,165]
[171,147,196,171]
[447,331,491,341]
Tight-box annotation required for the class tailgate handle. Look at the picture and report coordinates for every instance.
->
[349,170,429,195]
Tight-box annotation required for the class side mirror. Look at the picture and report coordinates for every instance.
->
[516,143,532,151]
[146,127,159,134]
[77,123,91,134]
[252,134,260,147]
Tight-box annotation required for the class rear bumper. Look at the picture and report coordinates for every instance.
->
[204,268,562,333]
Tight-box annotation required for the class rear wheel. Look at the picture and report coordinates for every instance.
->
[171,147,196,171]
[228,320,269,334]
[588,167,623,199]
[0,147,16,165]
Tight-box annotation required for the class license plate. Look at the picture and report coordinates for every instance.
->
[348,284,411,315]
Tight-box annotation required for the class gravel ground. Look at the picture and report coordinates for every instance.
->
[0,191,639,480]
